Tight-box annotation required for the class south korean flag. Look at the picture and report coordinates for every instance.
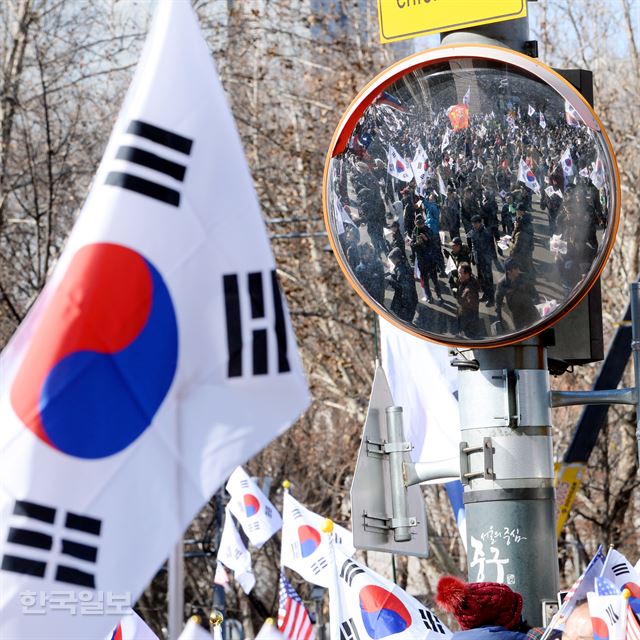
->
[226,466,282,548]
[328,544,452,640]
[280,492,354,588]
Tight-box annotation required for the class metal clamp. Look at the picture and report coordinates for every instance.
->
[361,512,417,533]
[460,437,495,485]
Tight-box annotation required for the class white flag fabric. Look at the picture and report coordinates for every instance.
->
[226,466,282,548]
[539,112,547,129]
[177,618,212,640]
[411,143,429,189]
[462,86,471,106]
[548,545,606,631]
[281,492,354,588]
[445,255,457,276]
[565,100,581,127]
[561,147,575,176]
[379,317,459,470]
[328,543,452,640]
[105,610,159,640]
[218,510,256,594]
[214,561,230,587]
[333,195,356,235]
[517,158,541,194]
[600,548,640,601]
[528,104,535,116]
[441,128,451,152]
[590,155,606,190]
[256,619,286,640]
[437,171,447,197]
[0,2,308,637]
[387,145,414,182]
[587,592,627,640]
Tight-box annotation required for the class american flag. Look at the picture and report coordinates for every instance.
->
[598,577,623,596]
[278,570,315,640]
[628,605,640,640]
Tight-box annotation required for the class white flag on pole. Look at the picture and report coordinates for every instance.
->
[437,171,448,197]
[411,143,429,188]
[517,158,541,193]
[539,112,547,129]
[599,548,640,600]
[256,619,286,640]
[226,466,282,548]
[528,104,535,116]
[379,318,459,470]
[590,155,606,190]
[328,542,452,640]
[441,128,451,152]
[218,510,256,594]
[333,195,356,235]
[0,2,308,637]
[587,591,627,640]
[105,610,159,640]
[280,492,354,587]
[387,145,414,182]
[561,147,575,176]
[177,617,212,640]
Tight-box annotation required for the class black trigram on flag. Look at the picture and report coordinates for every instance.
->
[340,558,365,586]
[291,508,303,520]
[612,562,630,576]
[420,608,447,634]
[340,618,361,640]
[105,120,193,207]
[605,604,620,626]
[223,270,291,378]
[1,500,101,588]
[310,556,328,575]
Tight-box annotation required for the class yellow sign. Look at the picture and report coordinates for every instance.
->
[377,0,528,43]
[554,462,586,538]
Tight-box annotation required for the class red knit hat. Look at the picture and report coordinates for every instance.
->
[435,576,523,631]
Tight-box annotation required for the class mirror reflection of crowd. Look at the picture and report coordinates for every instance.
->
[333,87,608,340]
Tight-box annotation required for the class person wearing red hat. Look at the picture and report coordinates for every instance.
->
[436,576,535,640]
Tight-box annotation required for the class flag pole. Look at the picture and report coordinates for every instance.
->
[168,539,185,640]
[630,281,640,466]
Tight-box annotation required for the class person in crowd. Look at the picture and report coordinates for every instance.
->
[387,219,406,255]
[468,215,496,306]
[500,194,516,236]
[510,204,535,275]
[461,186,481,248]
[435,575,535,640]
[411,214,443,304]
[444,236,472,293]
[561,602,592,640]
[443,186,462,239]
[496,257,539,330]
[355,243,385,306]
[425,192,445,275]
[456,262,482,338]
[386,247,418,322]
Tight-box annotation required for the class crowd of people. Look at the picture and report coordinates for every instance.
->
[331,70,610,340]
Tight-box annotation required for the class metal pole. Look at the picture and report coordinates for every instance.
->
[439,9,558,626]
[168,541,184,640]
[386,406,412,542]
[456,340,559,626]
[630,282,640,465]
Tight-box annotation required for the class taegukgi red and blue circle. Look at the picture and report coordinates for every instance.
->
[10,243,178,459]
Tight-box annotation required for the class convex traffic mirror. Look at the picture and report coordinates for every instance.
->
[324,45,620,348]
